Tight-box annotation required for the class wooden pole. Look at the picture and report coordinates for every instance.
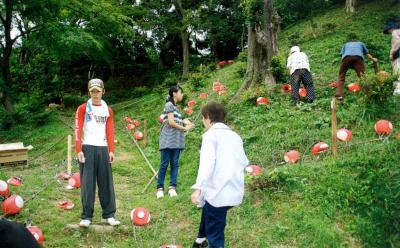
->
[331,98,338,157]
[143,119,148,147]
[67,135,72,175]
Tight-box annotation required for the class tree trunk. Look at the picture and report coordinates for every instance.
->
[346,0,356,13]
[233,0,279,100]
[174,0,189,80]
[1,0,15,112]
[181,29,189,80]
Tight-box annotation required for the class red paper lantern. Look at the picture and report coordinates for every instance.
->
[336,128,352,142]
[159,114,165,124]
[124,117,133,123]
[57,172,71,180]
[134,131,144,140]
[374,120,393,136]
[256,97,269,106]
[245,165,262,176]
[348,83,361,92]
[131,207,151,226]
[311,142,329,155]
[187,100,197,107]
[57,200,75,210]
[68,173,80,189]
[282,84,292,93]
[227,60,234,64]
[329,81,339,87]
[299,87,307,98]
[127,124,136,130]
[0,180,10,197]
[133,120,140,127]
[27,226,45,244]
[7,176,22,186]
[184,107,194,115]
[213,81,221,87]
[218,61,227,67]
[2,195,24,215]
[199,93,208,99]
[284,150,301,164]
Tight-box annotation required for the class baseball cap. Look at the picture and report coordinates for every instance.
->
[290,46,300,54]
[88,79,104,91]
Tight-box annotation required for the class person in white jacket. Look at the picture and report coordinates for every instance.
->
[191,102,249,248]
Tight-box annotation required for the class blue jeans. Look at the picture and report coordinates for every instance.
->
[156,149,182,189]
[198,202,231,248]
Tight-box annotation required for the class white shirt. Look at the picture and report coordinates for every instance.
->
[287,51,310,75]
[191,123,249,207]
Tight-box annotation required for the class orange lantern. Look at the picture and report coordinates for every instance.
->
[348,83,361,92]
[134,131,144,140]
[133,120,140,127]
[311,142,329,155]
[184,107,194,115]
[299,87,307,98]
[27,226,45,244]
[0,180,10,197]
[57,200,75,210]
[199,93,208,99]
[131,207,151,226]
[7,176,22,186]
[187,100,197,107]
[2,195,24,215]
[127,124,136,130]
[336,128,352,142]
[284,150,301,164]
[281,84,292,93]
[256,97,269,106]
[68,173,80,189]
[245,165,262,176]
[374,120,393,136]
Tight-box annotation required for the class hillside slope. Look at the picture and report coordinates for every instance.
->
[0,1,399,247]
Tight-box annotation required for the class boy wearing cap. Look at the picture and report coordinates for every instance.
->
[335,34,378,100]
[287,46,316,104]
[384,21,400,95]
[191,102,249,248]
[74,78,120,227]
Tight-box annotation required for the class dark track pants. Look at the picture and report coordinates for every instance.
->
[197,202,231,248]
[80,145,116,220]
[290,69,316,103]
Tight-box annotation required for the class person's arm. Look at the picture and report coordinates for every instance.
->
[168,112,192,131]
[106,107,115,163]
[191,133,217,205]
[74,104,85,163]
[366,53,378,63]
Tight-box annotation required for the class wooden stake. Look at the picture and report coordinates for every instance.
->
[143,119,147,147]
[331,98,338,157]
[67,135,72,175]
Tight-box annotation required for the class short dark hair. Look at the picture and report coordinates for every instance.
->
[166,85,183,105]
[201,102,226,123]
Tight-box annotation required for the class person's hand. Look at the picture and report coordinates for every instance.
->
[390,54,394,61]
[372,57,378,63]
[77,151,85,164]
[109,152,115,164]
[191,189,201,205]
[184,123,195,131]
[183,118,192,126]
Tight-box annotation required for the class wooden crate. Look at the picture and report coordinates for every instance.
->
[0,143,28,167]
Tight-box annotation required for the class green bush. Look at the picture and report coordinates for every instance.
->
[271,56,288,84]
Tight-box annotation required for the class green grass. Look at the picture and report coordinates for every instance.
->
[1,1,400,247]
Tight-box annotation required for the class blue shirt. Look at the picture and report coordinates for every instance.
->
[341,42,368,60]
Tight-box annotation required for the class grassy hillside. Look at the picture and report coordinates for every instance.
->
[1,1,399,247]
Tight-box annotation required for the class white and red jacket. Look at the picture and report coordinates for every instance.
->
[74,100,114,153]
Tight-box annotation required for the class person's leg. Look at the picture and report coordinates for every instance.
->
[290,70,301,104]
[353,58,365,78]
[157,149,171,190]
[204,202,229,248]
[169,149,182,188]
[336,57,350,98]
[301,70,316,103]
[96,146,117,219]
[392,58,400,95]
[80,145,96,221]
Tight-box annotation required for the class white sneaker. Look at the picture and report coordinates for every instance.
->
[79,219,91,227]
[168,187,178,197]
[156,189,164,199]
[101,217,120,226]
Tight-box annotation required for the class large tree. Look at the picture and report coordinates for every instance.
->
[346,0,356,13]
[234,0,279,99]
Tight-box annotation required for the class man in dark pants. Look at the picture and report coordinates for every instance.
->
[286,46,316,104]
[336,34,378,100]
[74,79,119,227]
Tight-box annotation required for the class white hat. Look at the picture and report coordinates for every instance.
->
[290,46,300,54]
